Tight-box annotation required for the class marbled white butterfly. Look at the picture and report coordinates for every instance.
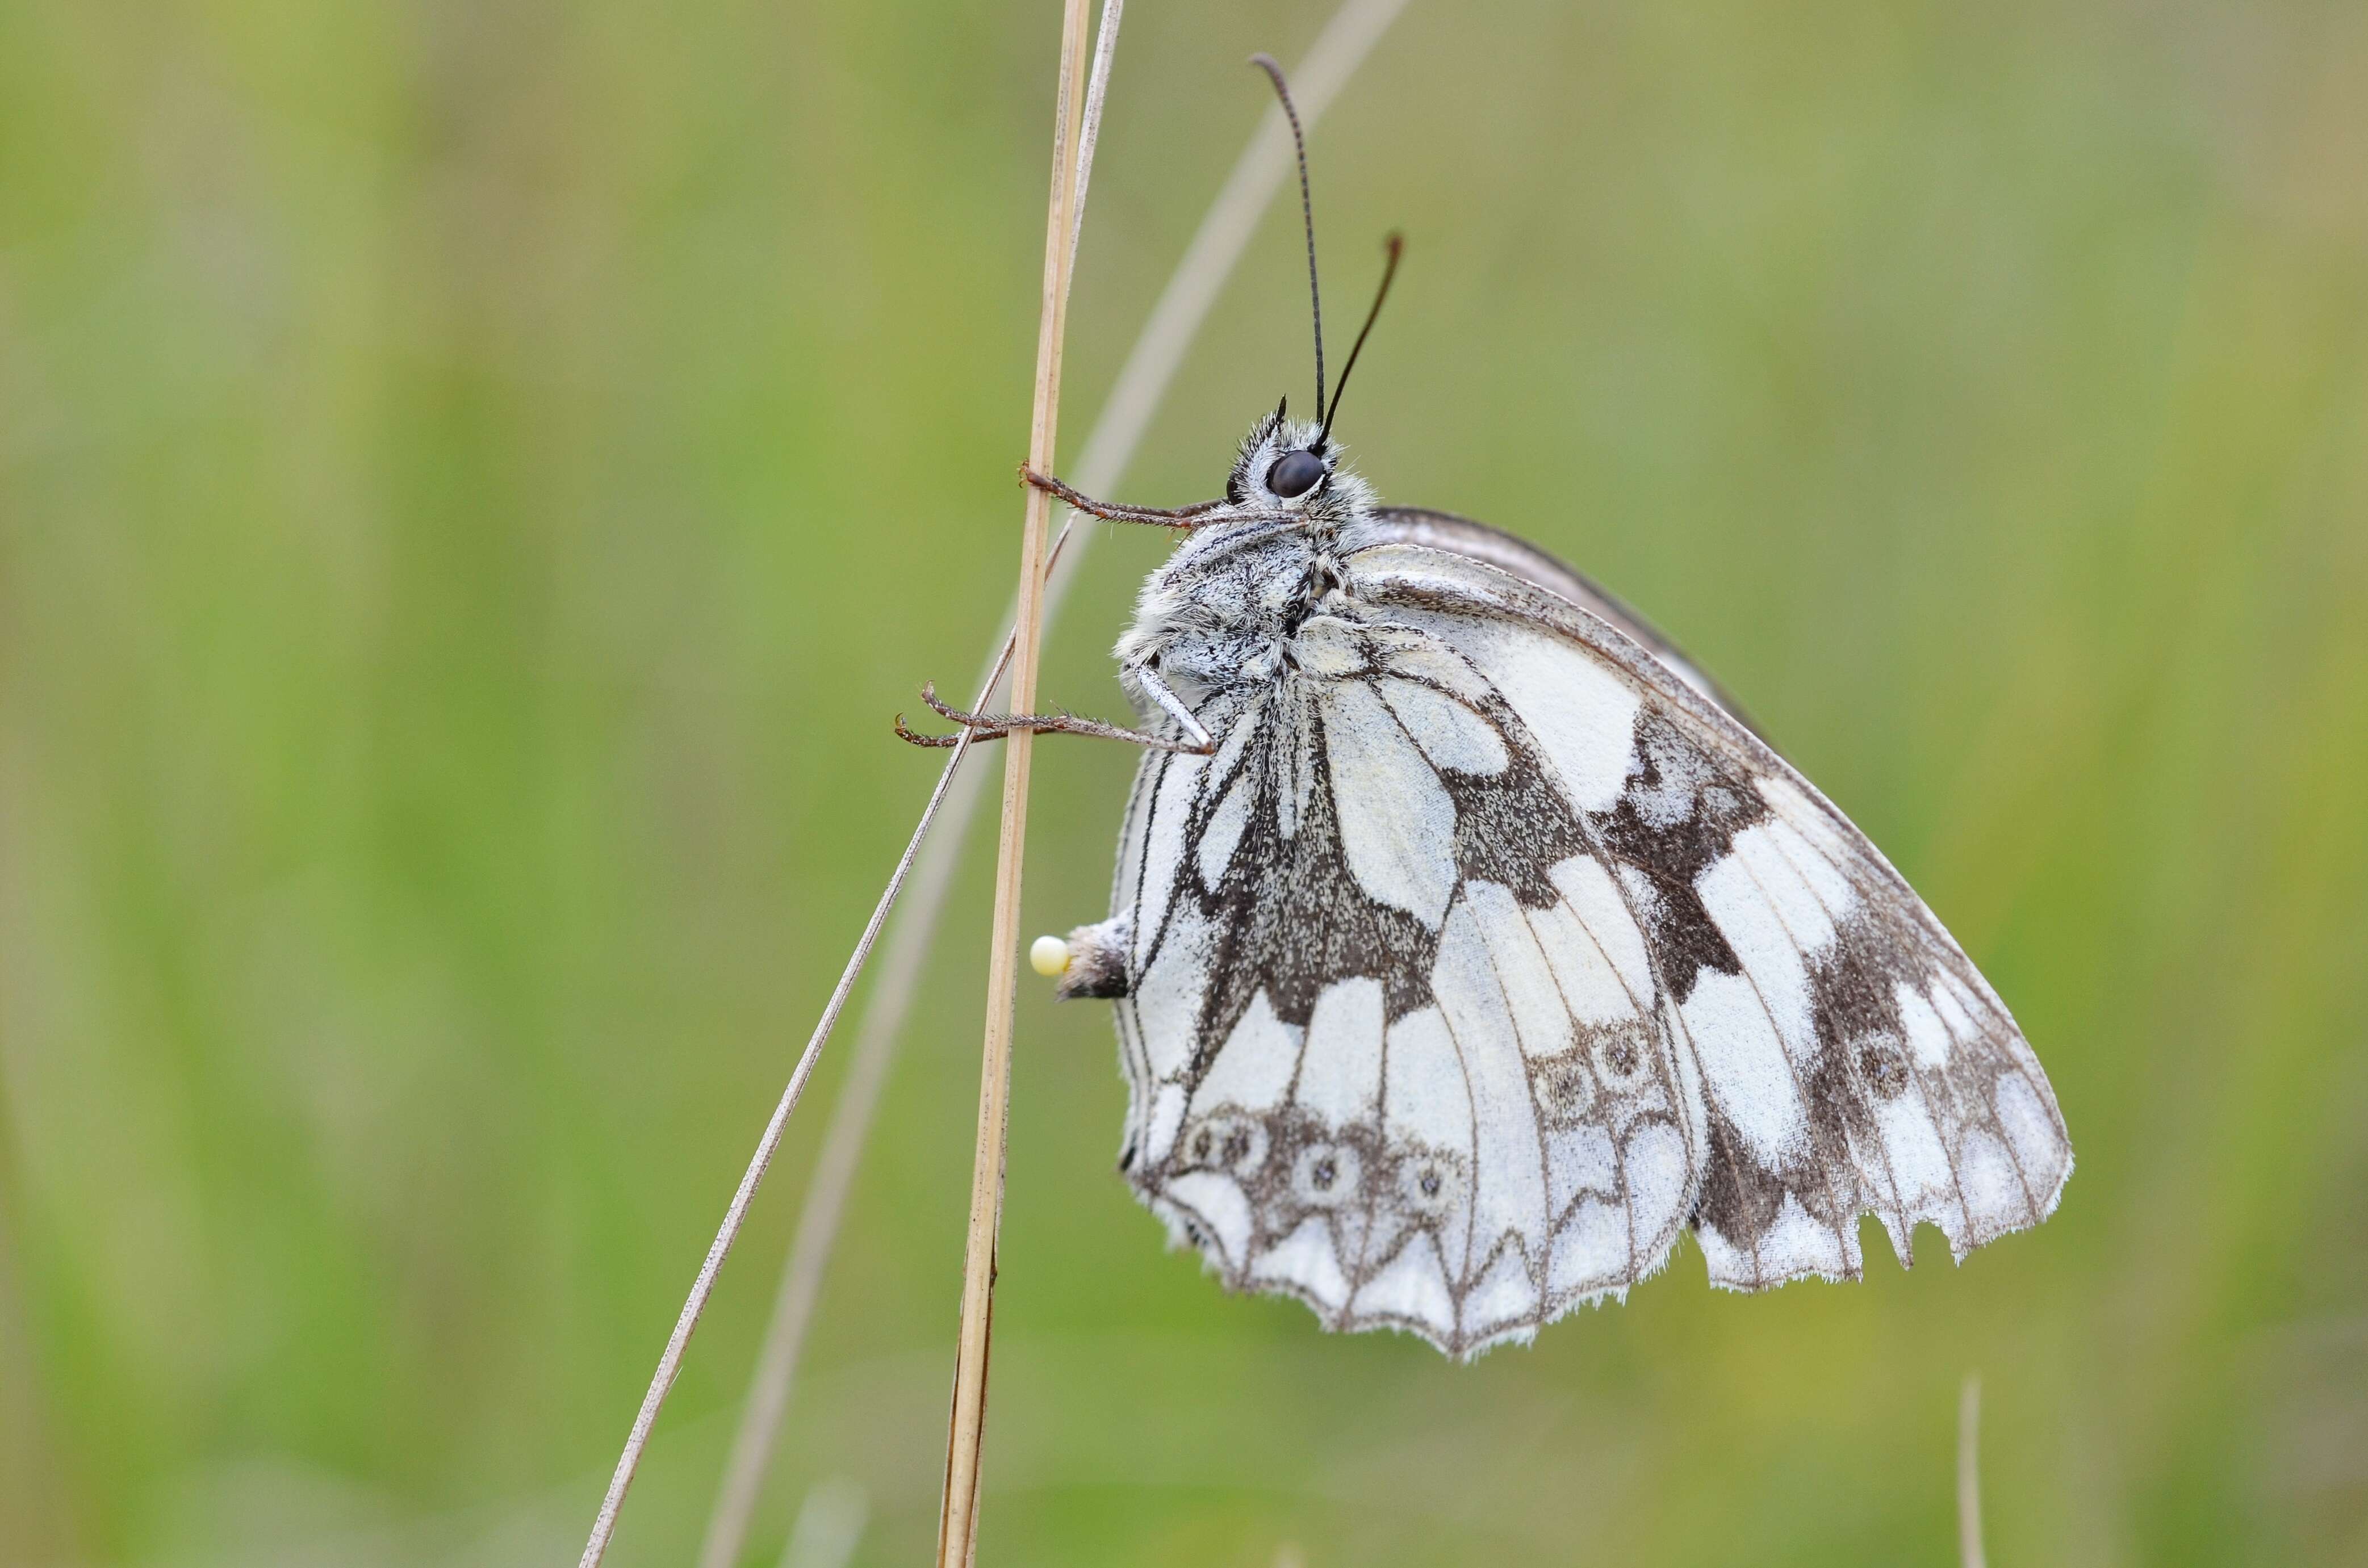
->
[905,59,2070,1357]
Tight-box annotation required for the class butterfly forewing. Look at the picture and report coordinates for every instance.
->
[1348,540,2074,1297]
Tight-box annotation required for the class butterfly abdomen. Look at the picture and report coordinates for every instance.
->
[1053,917,1132,1000]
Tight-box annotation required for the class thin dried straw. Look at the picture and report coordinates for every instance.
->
[576,9,1122,1560]
[572,699,980,1568]
[934,0,1096,1561]
[1069,0,1126,271]
[694,4,1410,1563]
[684,517,1073,1568]
[1958,1373,1986,1568]
[572,18,1118,1549]
[694,1,1122,1556]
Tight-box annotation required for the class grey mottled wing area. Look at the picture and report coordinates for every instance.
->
[1341,538,2073,1293]
[1362,506,1767,741]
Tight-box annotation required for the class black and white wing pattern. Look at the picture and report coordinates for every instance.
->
[1083,621,1702,1357]
[1068,527,2071,1358]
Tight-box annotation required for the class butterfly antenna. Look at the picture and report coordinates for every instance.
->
[1250,53,1324,427]
[1321,232,1403,444]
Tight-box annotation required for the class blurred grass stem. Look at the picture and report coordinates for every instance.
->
[1959,1373,1985,1568]
[696,3,1409,1563]
[934,0,1095,1562]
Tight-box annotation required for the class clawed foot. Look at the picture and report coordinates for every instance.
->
[893,682,1009,747]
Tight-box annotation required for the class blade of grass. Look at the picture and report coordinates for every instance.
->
[1959,1373,1986,1568]
[694,6,1411,1563]
[934,1,1095,1562]
[1068,0,1126,273]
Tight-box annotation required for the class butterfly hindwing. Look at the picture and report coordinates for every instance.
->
[1101,615,1706,1356]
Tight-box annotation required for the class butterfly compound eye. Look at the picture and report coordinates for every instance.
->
[1266,447,1326,499]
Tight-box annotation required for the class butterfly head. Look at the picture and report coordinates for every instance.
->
[1219,402,1369,526]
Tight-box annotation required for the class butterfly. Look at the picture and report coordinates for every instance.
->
[903,58,2070,1357]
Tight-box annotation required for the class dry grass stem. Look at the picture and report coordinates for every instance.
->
[569,712,990,1568]
[582,7,1129,1559]
[1069,0,1125,270]
[695,4,1411,1561]
[935,2,1095,1562]
[695,6,1124,1563]
[1958,1373,1985,1568]
[691,539,1059,1568]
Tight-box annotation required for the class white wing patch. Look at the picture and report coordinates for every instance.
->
[1380,677,1509,775]
[1319,681,1459,925]
[1297,978,1386,1127]
[1462,881,1572,1059]
[1680,971,1813,1169]
[1434,619,1639,812]
[1548,857,1655,1005]
[1191,988,1298,1114]
[1130,748,1201,972]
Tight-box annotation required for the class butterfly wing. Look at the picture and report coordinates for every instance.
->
[1082,524,2069,1356]
[1092,616,1706,1357]
[1340,536,2073,1293]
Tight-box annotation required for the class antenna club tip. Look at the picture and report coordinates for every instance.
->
[1249,53,1300,115]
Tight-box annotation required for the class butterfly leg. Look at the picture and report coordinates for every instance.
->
[894,682,1214,754]
[1020,467,1233,528]
[1130,666,1214,749]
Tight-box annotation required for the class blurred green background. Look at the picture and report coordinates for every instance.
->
[5,0,2366,1563]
